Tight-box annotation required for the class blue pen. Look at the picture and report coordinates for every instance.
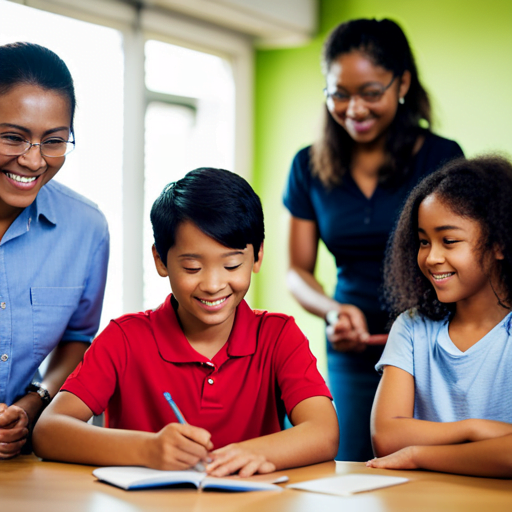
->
[163,392,206,472]
[163,392,186,424]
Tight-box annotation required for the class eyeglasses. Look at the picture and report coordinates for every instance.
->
[0,135,75,158]
[324,75,396,104]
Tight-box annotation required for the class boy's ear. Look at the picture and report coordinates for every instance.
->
[252,243,264,274]
[152,245,169,277]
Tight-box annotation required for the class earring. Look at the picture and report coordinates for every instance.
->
[399,97,405,105]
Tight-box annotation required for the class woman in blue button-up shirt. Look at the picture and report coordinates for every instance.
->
[0,42,109,458]
[284,19,463,461]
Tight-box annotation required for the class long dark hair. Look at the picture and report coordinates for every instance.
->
[0,42,76,135]
[384,155,512,321]
[311,18,430,187]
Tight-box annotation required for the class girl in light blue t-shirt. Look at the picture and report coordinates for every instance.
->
[367,155,512,478]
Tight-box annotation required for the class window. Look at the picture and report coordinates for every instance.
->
[143,41,235,308]
[0,0,248,323]
[0,0,124,328]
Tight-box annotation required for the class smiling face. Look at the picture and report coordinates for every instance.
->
[0,84,71,220]
[153,220,263,340]
[325,51,410,146]
[417,194,502,310]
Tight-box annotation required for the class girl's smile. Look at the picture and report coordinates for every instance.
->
[417,194,502,310]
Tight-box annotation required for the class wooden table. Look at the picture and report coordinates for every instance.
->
[1,455,512,511]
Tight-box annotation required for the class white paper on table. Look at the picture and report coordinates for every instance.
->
[287,473,409,496]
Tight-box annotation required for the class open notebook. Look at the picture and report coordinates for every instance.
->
[93,466,288,492]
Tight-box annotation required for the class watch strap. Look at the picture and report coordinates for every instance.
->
[27,382,51,408]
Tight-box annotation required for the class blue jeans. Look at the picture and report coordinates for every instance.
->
[327,346,382,461]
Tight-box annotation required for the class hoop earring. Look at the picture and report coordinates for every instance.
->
[399,97,405,105]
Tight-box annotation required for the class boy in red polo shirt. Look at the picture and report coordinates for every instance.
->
[33,168,339,476]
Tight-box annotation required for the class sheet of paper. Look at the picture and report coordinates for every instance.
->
[287,473,408,496]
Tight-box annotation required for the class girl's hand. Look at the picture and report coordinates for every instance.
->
[149,422,213,470]
[366,446,418,470]
[326,305,370,352]
[206,443,276,477]
[0,403,29,458]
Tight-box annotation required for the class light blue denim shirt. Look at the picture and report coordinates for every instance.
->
[0,180,109,405]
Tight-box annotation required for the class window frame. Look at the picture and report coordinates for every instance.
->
[12,0,254,312]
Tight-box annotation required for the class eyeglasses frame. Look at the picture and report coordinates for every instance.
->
[0,137,76,158]
[323,74,397,104]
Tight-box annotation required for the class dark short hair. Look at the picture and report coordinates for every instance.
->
[0,42,76,135]
[384,155,512,320]
[151,168,265,265]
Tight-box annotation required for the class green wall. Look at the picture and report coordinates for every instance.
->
[252,0,512,374]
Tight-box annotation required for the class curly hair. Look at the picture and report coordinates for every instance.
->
[311,18,431,188]
[384,155,512,320]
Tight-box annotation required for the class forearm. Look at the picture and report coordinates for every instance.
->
[15,342,89,426]
[373,417,474,456]
[42,342,89,397]
[33,412,152,467]
[236,417,338,470]
[286,267,339,319]
[373,417,512,456]
[412,434,512,478]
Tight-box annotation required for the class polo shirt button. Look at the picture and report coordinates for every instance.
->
[1,354,8,362]
[0,302,5,309]
[207,378,214,385]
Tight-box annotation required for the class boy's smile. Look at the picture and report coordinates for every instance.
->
[153,220,263,354]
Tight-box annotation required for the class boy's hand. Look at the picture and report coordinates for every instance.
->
[366,446,418,470]
[0,403,29,458]
[206,443,276,477]
[149,422,213,470]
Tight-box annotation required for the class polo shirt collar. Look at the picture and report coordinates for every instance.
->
[153,295,258,363]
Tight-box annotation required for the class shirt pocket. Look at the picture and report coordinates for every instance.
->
[31,286,84,359]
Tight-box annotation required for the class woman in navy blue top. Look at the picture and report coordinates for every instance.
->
[283,19,463,461]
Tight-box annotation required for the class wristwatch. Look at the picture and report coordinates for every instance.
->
[27,382,51,408]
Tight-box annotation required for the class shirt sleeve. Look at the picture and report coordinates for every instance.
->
[269,315,332,415]
[61,219,110,343]
[282,147,317,221]
[61,320,126,415]
[375,312,415,376]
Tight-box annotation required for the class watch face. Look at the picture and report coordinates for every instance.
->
[37,389,45,398]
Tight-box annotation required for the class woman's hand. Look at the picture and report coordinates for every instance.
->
[326,305,370,352]
[206,443,276,477]
[148,422,213,471]
[0,403,29,458]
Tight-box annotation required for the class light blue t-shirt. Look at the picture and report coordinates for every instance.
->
[376,311,512,422]
[0,180,109,405]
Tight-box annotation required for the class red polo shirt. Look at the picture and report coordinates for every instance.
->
[62,295,331,449]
